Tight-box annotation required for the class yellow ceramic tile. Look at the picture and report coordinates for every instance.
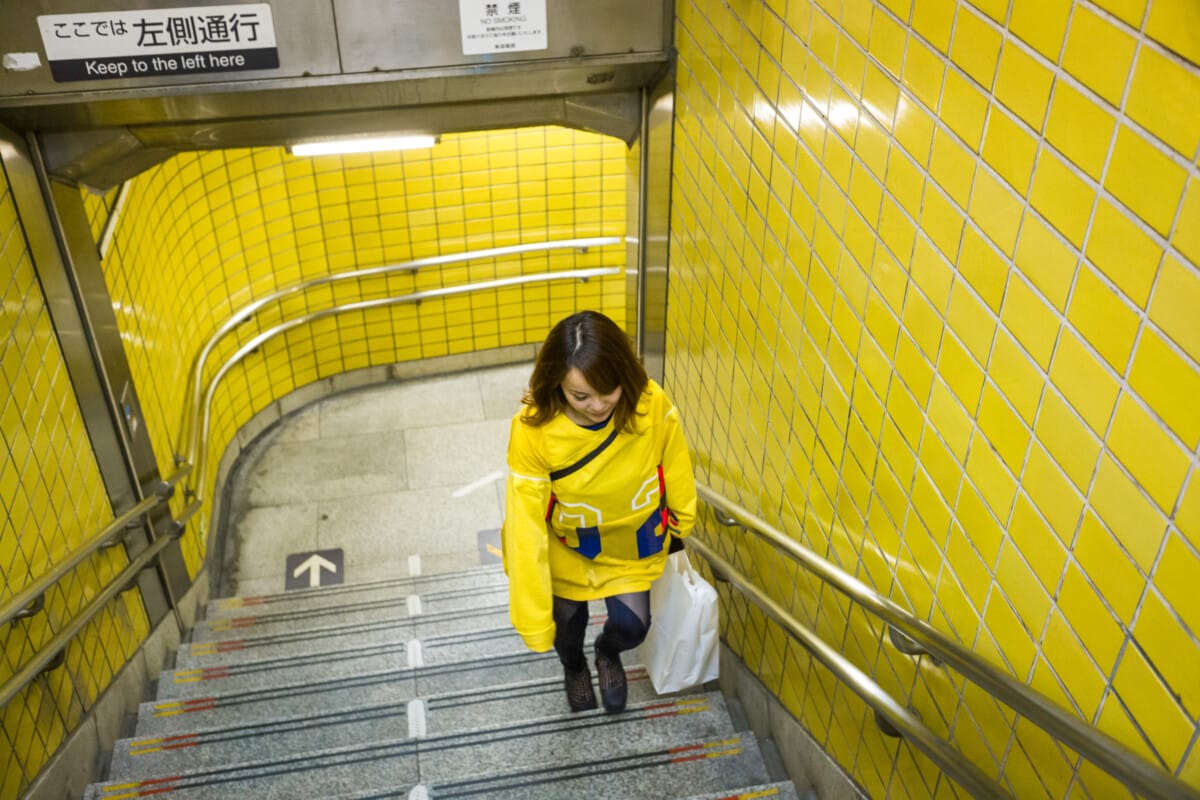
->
[1009,0,1072,62]
[1086,198,1163,310]
[1174,179,1200,267]
[1014,212,1077,312]
[1023,443,1084,541]
[1058,563,1123,671]
[887,144,928,219]
[1028,149,1096,248]
[1040,612,1106,718]
[1113,644,1193,769]
[1178,479,1200,551]
[939,329,986,410]
[1105,127,1189,237]
[1043,82,1117,182]
[1107,394,1191,514]
[928,379,973,460]
[1035,389,1101,490]
[989,330,1045,424]
[928,127,977,208]
[965,431,1018,520]
[968,169,1023,256]
[1073,511,1144,625]
[921,183,971,264]
[939,69,988,152]
[981,107,1038,194]
[956,226,1008,313]
[1065,265,1140,372]
[911,0,957,54]
[1129,329,1200,448]
[1127,47,1200,159]
[950,6,1002,90]
[1157,531,1200,633]
[903,38,947,113]
[997,541,1052,634]
[1090,454,1169,573]
[981,586,1037,675]
[993,41,1054,132]
[1061,7,1138,106]
[868,10,907,80]
[1145,0,1200,67]
[1009,493,1067,590]
[1000,275,1059,369]
[1048,329,1119,435]
[1137,587,1200,716]
[1148,254,1200,363]
[946,281,995,363]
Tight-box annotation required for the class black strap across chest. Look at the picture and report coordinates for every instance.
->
[549,425,620,481]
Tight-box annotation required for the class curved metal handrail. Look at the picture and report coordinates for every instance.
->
[188,266,622,502]
[684,536,1010,800]
[0,529,177,709]
[696,483,1200,800]
[179,236,623,465]
[0,467,189,629]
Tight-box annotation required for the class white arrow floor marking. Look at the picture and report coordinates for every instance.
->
[292,553,337,588]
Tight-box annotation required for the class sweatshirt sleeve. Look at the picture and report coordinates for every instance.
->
[501,414,557,652]
[660,395,698,538]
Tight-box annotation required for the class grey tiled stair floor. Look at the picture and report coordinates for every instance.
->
[85,728,768,800]
[193,583,510,642]
[175,597,511,667]
[157,621,613,700]
[318,782,803,800]
[202,565,509,621]
[108,684,724,779]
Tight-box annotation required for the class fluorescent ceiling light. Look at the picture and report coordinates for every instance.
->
[289,135,438,156]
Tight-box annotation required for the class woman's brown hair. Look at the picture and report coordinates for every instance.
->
[522,310,649,431]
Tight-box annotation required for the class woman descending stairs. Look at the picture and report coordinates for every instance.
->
[83,564,805,799]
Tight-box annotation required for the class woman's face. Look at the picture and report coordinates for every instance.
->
[561,367,622,425]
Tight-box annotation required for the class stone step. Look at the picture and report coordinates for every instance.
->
[157,626,546,700]
[84,729,768,800]
[204,565,507,620]
[109,687,728,780]
[177,600,510,667]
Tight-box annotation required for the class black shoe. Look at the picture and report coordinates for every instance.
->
[564,666,598,712]
[595,646,627,714]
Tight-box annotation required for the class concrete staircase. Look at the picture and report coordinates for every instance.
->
[84,565,806,799]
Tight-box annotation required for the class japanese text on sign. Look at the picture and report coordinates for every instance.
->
[459,0,547,55]
[37,4,279,82]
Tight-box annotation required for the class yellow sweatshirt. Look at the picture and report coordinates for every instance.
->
[502,380,697,652]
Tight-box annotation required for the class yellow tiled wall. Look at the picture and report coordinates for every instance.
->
[0,155,152,800]
[669,0,1199,796]
[89,127,627,577]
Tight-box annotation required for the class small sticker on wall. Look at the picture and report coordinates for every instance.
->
[458,0,547,55]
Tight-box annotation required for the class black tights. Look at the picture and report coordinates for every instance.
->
[553,591,650,672]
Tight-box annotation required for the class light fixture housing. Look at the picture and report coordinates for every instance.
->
[289,134,438,156]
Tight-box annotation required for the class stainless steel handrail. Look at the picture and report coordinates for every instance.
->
[178,236,623,465]
[684,536,1010,800]
[0,467,189,629]
[696,483,1200,800]
[188,266,621,503]
[0,529,176,709]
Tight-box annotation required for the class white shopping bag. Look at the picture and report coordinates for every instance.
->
[642,549,720,694]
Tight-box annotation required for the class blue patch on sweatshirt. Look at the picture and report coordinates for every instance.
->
[573,526,602,559]
[635,509,665,558]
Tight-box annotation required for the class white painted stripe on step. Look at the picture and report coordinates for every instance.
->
[452,469,505,497]
[407,639,423,668]
[407,594,423,616]
[407,699,427,738]
[408,554,422,575]
[408,786,429,800]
